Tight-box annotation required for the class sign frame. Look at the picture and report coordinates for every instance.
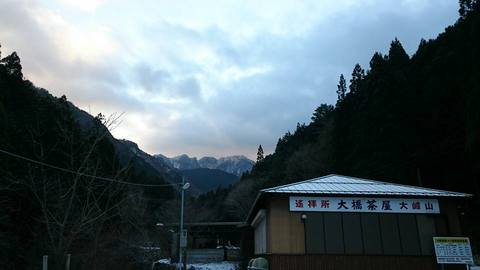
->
[433,237,474,265]
[289,196,440,214]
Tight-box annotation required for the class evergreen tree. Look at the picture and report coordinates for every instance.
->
[388,38,409,65]
[369,52,386,71]
[0,52,23,79]
[336,74,347,104]
[311,104,334,124]
[256,144,264,163]
[349,64,365,94]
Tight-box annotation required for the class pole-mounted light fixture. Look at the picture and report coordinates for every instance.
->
[178,177,190,270]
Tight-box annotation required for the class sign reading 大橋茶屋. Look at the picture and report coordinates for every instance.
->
[289,196,440,214]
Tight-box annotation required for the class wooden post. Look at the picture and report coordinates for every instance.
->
[65,254,71,270]
[42,255,48,270]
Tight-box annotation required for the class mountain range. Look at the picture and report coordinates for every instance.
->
[155,154,254,176]
[119,142,254,193]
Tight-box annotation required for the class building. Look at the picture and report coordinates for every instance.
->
[246,174,472,270]
[166,222,244,263]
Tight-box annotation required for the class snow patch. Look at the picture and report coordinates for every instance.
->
[155,259,238,270]
[187,261,239,270]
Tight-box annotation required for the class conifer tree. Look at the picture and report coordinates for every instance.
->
[336,74,347,103]
[349,64,365,94]
[388,38,409,65]
[311,104,334,123]
[369,52,386,71]
[256,144,264,163]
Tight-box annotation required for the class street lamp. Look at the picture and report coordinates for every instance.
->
[178,177,190,270]
[300,213,307,254]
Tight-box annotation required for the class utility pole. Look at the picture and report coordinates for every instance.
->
[178,176,185,269]
[42,255,48,270]
[178,177,190,270]
[65,254,71,270]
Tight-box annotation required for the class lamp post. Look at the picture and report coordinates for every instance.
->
[178,177,190,270]
[301,213,307,254]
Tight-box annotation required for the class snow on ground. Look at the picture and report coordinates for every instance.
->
[187,261,239,270]
[155,259,238,270]
[157,258,171,264]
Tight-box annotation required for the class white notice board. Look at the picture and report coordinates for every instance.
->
[433,237,473,264]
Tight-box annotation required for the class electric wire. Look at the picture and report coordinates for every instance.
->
[0,148,181,188]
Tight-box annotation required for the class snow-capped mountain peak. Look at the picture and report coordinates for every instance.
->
[154,154,254,176]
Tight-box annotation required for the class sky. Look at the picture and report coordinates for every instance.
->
[0,0,459,159]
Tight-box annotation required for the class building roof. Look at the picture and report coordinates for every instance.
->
[260,174,471,197]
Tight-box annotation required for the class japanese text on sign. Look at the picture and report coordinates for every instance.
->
[289,196,439,214]
[433,237,473,264]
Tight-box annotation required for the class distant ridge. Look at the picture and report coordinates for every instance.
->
[154,154,254,176]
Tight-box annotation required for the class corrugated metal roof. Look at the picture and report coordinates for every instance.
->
[261,174,471,197]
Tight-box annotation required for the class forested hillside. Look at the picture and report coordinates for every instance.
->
[181,168,239,193]
[218,1,480,242]
[0,48,176,269]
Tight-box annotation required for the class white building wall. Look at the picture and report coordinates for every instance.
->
[252,209,267,254]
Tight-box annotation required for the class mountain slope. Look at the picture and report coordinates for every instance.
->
[181,168,239,193]
[37,90,180,185]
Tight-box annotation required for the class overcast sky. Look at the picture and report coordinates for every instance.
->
[0,0,458,159]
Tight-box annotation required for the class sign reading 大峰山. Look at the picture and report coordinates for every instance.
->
[433,237,473,264]
[289,196,439,214]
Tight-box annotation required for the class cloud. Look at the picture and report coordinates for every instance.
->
[134,63,201,100]
[135,64,171,92]
[58,0,107,13]
[0,0,459,159]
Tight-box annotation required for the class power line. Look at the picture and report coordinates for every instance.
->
[0,148,181,188]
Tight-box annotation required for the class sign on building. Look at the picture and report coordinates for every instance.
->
[289,196,440,214]
[433,237,473,264]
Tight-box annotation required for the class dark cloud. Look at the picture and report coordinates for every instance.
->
[135,63,171,92]
[134,63,201,100]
